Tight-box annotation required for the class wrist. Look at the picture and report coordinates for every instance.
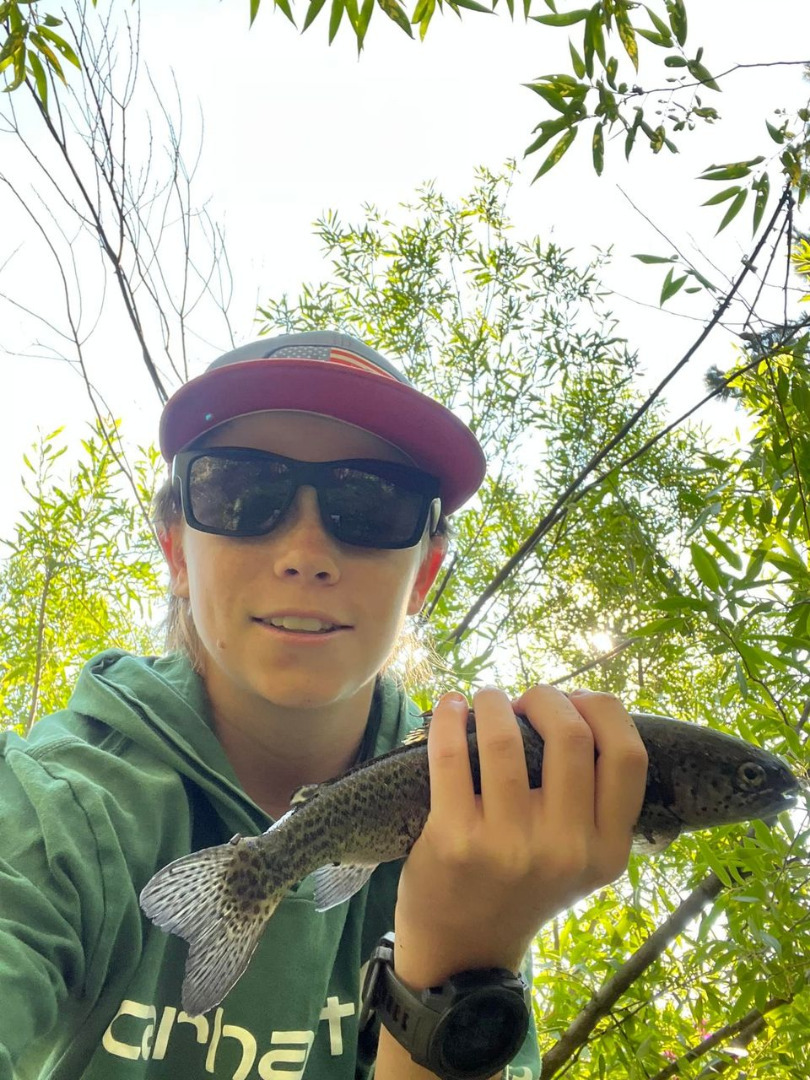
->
[393,920,528,990]
[362,932,531,1080]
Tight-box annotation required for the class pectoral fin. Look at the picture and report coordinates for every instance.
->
[312,863,378,911]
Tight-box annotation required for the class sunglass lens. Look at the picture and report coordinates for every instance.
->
[322,467,426,547]
[188,455,290,535]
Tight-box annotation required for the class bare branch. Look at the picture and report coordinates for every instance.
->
[447,187,794,644]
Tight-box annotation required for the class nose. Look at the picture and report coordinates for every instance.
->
[271,487,341,583]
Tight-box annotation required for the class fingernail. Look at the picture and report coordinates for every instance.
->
[569,687,592,696]
[441,691,467,705]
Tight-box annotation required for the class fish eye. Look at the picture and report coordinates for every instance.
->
[737,762,766,788]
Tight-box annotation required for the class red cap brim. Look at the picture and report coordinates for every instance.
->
[159,359,486,515]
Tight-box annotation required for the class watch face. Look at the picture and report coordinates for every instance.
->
[438,989,529,1078]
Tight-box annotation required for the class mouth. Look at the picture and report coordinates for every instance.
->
[252,613,352,636]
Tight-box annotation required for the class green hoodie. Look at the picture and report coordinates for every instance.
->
[0,650,540,1080]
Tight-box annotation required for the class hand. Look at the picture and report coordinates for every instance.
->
[392,684,648,989]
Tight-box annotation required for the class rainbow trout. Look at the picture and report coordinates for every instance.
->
[140,710,798,1015]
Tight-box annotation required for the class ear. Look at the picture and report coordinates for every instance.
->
[407,534,448,615]
[156,522,190,599]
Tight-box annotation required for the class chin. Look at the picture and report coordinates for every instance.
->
[249,674,364,712]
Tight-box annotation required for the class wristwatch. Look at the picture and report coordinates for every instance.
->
[358,932,531,1080]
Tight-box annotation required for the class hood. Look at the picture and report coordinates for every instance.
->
[34,649,419,837]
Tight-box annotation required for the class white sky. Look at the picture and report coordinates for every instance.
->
[1,0,809,534]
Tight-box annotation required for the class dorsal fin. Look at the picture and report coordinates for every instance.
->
[289,782,323,806]
[402,722,430,746]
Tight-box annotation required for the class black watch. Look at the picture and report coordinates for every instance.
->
[358,932,531,1080]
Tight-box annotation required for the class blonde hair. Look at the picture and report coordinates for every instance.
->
[151,474,450,681]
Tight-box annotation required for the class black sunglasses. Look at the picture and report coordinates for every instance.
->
[172,447,442,550]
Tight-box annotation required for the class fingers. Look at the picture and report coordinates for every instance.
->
[474,687,531,829]
[425,692,476,827]
[567,688,648,843]
[427,683,649,878]
[512,685,597,836]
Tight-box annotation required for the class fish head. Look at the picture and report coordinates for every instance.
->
[668,735,799,831]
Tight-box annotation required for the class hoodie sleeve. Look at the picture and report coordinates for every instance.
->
[0,737,132,1076]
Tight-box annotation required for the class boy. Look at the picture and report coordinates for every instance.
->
[0,331,647,1078]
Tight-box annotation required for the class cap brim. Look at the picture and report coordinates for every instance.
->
[159,359,486,515]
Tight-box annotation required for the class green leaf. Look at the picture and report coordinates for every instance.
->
[701,184,742,207]
[690,542,723,591]
[686,58,720,92]
[0,29,25,66]
[27,48,47,109]
[376,0,412,35]
[592,120,604,175]
[531,8,589,25]
[633,253,676,264]
[631,615,684,637]
[585,6,606,66]
[636,27,668,46]
[701,156,764,181]
[302,0,328,30]
[353,0,374,46]
[644,4,673,43]
[524,114,570,156]
[32,24,76,67]
[531,126,578,180]
[715,188,747,233]
[569,39,586,79]
[665,0,687,45]
[615,9,638,70]
[660,267,687,304]
[663,53,687,67]
[655,595,711,613]
[449,0,493,12]
[250,0,261,23]
[273,0,296,22]
[752,172,770,233]
[703,528,742,570]
[28,32,64,81]
[526,82,570,113]
[328,0,345,40]
[648,123,665,153]
[766,119,786,144]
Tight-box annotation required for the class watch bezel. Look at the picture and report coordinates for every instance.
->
[360,933,531,1080]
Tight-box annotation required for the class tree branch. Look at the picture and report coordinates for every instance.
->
[446,188,794,645]
[540,871,726,1077]
[648,994,791,1080]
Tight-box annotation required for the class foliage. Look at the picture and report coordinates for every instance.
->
[0,0,82,95]
[0,424,165,733]
[256,167,810,1076]
[2,165,809,1075]
[5,2,809,240]
[258,162,711,696]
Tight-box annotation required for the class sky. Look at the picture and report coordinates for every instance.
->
[1,0,809,535]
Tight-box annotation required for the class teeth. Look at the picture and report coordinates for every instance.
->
[266,616,338,632]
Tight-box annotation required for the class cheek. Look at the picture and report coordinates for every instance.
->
[363,553,422,627]
[183,536,242,624]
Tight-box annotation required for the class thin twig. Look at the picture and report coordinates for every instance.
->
[447,186,794,644]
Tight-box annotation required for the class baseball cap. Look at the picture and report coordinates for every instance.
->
[159,331,486,515]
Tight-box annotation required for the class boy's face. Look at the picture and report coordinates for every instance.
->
[163,412,446,713]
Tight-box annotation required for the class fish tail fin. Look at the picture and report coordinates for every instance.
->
[140,835,284,1015]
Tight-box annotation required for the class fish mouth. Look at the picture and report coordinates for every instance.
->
[763,786,802,815]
